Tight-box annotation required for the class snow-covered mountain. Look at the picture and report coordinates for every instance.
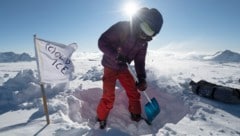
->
[0,52,35,63]
[203,50,240,63]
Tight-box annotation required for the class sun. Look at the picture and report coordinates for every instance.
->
[123,1,139,17]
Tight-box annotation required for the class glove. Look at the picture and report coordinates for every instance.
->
[136,78,147,91]
[115,54,130,65]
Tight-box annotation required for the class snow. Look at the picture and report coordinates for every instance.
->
[0,50,240,136]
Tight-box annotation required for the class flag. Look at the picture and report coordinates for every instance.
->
[34,37,77,84]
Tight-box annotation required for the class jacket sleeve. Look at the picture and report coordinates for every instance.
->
[134,44,148,80]
[98,22,126,59]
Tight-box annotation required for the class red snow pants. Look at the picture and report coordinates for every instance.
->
[97,67,141,121]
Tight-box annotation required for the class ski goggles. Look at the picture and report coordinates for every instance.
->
[140,22,154,37]
[139,22,154,40]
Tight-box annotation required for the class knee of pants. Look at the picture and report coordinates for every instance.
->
[101,96,115,109]
[126,89,141,101]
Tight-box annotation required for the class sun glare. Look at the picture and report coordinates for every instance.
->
[123,2,139,17]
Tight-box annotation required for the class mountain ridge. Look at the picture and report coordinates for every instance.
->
[204,50,240,63]
[0,52,35,63]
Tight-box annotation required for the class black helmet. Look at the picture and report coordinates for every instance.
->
[132,7,163,36]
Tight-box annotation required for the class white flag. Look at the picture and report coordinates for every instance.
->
[34,37,77,84]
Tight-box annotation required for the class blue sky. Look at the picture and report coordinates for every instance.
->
[0,0,240,55]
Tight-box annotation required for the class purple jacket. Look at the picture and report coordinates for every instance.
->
[98,21,148,79]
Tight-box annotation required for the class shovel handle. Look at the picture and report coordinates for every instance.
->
[127,63,152,103]
[127,63,138,82]
[143,91,152,103]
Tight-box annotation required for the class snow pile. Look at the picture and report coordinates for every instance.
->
[0,70,39,113]
[0,69,69,115]
[0,61,189,135]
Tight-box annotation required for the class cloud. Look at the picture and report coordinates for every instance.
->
[159,41,198,52]
[157,40,219,55]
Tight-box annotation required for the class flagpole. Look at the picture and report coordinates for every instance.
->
[40,83,50,124]
[34,34,50,124]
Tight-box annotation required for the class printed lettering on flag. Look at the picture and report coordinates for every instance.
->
[35,38,77,84]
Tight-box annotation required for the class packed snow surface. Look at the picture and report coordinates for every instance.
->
[0,50,239,136]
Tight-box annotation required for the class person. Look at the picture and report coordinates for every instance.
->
[96,7,163,129]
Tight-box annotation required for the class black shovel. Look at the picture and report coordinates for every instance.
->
[127,63,160,123]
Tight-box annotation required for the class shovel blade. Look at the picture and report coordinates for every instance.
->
[144,98,160,122]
